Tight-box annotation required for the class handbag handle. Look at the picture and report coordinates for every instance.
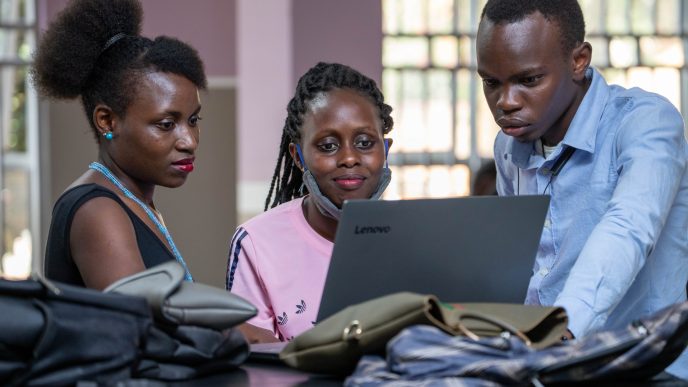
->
[455,311,532,346]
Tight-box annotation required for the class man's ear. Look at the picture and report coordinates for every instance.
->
[571,41,592,83]
[93,104,117,139]
[288,143,304,171]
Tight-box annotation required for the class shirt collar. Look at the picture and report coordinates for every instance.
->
[506,67,610,168]
[562,67,609,154]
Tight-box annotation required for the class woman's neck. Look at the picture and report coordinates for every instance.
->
[96,155,155,205]
[301,195,338,242]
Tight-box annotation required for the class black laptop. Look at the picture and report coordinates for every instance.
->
[316,195,550,321]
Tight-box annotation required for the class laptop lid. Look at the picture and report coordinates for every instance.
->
[316,195,549,321]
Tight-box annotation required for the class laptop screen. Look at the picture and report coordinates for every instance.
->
[316,195,549,321]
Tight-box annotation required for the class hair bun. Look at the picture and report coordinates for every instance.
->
[31,0,143,99]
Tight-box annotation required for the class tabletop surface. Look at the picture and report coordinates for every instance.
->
[150,361,688,387]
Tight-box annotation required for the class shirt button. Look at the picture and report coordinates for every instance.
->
[541,167,550,175]
[544,219,551,228]
[539,268,549,276]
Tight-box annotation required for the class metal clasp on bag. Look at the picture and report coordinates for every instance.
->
[342,320,363,341]
[633,321,649,336]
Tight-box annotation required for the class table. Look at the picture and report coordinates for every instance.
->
[169,360,342,386]
[167,361,687,387]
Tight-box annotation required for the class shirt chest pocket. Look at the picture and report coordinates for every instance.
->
[583,164,618,215]
[589,163,619,188]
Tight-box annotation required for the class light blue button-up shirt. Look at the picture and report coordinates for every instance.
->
[494,67,688,378]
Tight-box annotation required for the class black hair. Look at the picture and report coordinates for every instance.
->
[480,0,585,54]
[31,0,207,140]
[264,62,394,211]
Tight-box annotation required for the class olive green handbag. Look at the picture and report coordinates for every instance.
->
[450,302,569,349]
[279,292,568,375]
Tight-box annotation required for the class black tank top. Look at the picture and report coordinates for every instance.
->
[44,184,174,286]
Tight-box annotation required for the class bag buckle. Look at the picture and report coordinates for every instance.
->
[342,320,363,341]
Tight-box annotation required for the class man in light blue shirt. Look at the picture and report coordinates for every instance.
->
[477,0,688,379]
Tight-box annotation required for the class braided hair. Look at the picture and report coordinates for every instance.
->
[31,0,207,141]
[265,62,394,211]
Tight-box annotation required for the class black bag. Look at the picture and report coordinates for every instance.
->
[0,275,152,386]
[1,263,256,385]
[138,324,249,380]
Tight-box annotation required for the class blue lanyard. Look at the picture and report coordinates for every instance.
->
[89,162,193,281]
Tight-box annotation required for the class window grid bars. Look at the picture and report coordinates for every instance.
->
[0,0,40,273]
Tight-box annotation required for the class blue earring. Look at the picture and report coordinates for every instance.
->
[295,144,306,171]
[383,138,390,168]
[103,132,114,141]
[295,144,307,195]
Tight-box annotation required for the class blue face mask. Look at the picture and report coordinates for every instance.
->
[295,140,392,220]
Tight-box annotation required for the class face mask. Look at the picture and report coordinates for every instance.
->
[301,167,392,220]
[296,140,392,220]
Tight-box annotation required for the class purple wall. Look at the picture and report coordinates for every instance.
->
[39,0,235,77]
[139,0,235,77]
[236,0,293,183]
[292,0,383,85]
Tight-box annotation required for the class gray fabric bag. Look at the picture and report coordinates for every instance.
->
[105,260,257,330]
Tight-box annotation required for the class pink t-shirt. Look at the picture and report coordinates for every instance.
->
[226,197,333,341]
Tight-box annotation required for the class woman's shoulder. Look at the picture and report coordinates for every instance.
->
[54,183,121,208]
[58,182,115,198]
[239,197,305,232]
[234,196,332,256]
[52,183,130,223]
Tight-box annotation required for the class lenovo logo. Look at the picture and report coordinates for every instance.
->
[354,225,391,234]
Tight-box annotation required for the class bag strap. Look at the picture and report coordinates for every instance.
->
[31,272,61,295]
[455,311,533,346]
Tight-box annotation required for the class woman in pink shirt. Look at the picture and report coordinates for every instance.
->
[227,62,394,342]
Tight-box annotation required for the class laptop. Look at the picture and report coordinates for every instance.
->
[249,195,549,359]
[316,195,550,321]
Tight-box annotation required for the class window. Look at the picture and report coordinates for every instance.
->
[1,0,39,279]
[382,0,688,199]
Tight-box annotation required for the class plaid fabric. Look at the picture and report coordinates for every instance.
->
[345,301,688,386]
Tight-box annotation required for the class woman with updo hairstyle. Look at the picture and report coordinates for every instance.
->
[226,62,394,343]
[34,0,207,289]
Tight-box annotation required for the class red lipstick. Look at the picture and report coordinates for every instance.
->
[172,158,195,173]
